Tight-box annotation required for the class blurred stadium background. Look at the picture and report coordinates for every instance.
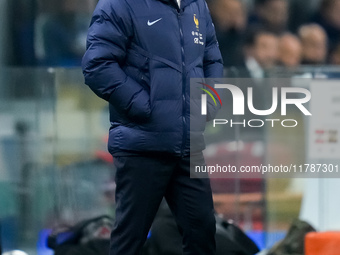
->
[0,0,340,254]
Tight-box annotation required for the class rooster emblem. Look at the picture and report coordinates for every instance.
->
[194,14,199,30]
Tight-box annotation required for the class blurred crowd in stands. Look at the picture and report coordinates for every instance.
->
[7,0,340,70]
[208,0,340,77]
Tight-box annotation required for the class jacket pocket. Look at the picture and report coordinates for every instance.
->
[120,48,151,122]
[125,48,150,91]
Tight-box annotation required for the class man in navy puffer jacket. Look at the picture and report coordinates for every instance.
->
[82,0,223,253]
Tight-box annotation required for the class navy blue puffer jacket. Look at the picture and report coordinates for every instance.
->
[82,0,223,156]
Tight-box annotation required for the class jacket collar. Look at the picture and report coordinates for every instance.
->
[157,0,197,10]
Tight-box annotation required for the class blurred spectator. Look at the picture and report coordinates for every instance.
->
[288,0,317,33]
[35,0,93,66]
[248,0,289,35]
[278,33,302,67]
[10,0,36,66]
[329,42,340,65]
[209,0,247,67]
[298,24,328,65]
[311,0,340,53]
[242,29,279,78]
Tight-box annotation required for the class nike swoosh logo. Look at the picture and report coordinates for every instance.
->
[147,18,162,26]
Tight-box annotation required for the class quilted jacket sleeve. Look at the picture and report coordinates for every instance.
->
[203,2,224,121]
[82,0,151,120]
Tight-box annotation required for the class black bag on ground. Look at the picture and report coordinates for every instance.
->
[215,216,260,255]
[47,215,113,255]
[144,202,260,255]
[267,218,316,255]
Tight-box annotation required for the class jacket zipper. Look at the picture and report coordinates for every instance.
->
[177,9,187,156]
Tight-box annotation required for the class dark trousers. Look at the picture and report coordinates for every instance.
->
[110,153,216,255]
